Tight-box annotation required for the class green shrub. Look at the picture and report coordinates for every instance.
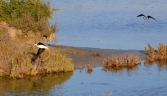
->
[0,0,57,37]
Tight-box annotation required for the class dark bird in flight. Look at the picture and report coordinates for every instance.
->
[137,14,157,21]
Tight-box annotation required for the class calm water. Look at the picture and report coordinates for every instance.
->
[50,0,167,50]
[1,61,167,96]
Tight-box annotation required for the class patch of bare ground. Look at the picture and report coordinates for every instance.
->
[49,45,147,69]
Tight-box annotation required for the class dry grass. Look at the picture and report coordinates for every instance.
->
[102,54,141,68]
[0,22,74,79]
[0,43,74,79]
[85,64,93,72]
[145,43,167,62]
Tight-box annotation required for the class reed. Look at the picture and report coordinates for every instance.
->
[85,64,93,72]
[102,54,141,68]
[145,43,167,62]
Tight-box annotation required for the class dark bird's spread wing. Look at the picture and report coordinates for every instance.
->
[147,15,157,21]
[137,14,145,17]
[36,48,45,56]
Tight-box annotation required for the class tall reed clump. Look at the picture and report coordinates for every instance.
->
[0,0,58,38]
[145,43,167,62]
[102,54,141,69]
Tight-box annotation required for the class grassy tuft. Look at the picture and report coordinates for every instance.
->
[37,49,74,74]
[102,54,141,69]
[85,64,93,72]
[145,43,167,63]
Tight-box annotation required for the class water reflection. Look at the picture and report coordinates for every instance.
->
[144,59,167,71]
[0,72,73,95]
[102,64,139,74]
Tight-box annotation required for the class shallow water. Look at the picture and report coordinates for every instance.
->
[49,0,167,50]
[1,61,167,96]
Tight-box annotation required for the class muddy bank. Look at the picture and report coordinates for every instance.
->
[49,45,147,68]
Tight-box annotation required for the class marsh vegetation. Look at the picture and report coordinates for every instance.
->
[102,54,141,69]
[145,43,167,62]
[0,0,74,78]
[0,0,57,38]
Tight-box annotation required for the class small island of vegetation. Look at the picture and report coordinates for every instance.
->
[0,0,74,79]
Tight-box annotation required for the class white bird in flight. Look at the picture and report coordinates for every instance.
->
[34,42,55,57]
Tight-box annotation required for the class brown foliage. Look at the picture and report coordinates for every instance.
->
[145,43,167,62]
[102,54,141,68]
[85,64,93,72]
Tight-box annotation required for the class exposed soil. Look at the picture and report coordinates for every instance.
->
[50,45,147,68]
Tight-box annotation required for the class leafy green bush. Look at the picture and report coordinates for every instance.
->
[0,0,57,37]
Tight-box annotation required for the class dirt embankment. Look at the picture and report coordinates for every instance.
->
[0,22,56,44]
[0,22,57,77]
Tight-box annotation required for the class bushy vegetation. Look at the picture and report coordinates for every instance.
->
[145,43,167,62]
[102,54,141,69]
[0,35,74,78]
[0,0,74,79]
[9,48,74,79]
[0,0,57,37]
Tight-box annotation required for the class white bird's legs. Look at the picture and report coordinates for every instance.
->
[46,48,55,56]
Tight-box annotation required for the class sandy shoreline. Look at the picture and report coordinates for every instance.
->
[49,45,147,68]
